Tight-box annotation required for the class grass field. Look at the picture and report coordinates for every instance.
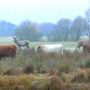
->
[0,37,90,90]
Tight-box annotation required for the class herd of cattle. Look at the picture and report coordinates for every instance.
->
[0,36,90,59]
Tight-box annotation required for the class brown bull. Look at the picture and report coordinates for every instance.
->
[0,45,16,59]
[76,40,90,52]
[82,44,90,52]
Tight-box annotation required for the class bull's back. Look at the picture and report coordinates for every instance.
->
[40,44,63,53]
[0,45,16,57]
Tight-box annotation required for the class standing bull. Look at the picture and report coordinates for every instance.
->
[0,45,16,59]
[37,44,63,54]
[13,36,29,48]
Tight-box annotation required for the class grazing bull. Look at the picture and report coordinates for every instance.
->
[76,40,90,52]
[13,36,29,48]
[83,44,90,52]
[76,40,90,50]
[37,44,63,54]
[0,45,16,59]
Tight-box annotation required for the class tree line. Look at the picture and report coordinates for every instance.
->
[15,9,90,42]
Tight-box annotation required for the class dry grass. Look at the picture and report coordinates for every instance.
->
[0,49,90,89]
[0,74,65,90]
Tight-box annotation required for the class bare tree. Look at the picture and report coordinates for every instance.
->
[86,9,90,41]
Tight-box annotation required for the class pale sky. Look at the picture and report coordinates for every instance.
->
[0,0,89,25]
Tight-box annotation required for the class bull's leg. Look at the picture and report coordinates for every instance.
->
[18,45,21,49]
[76,45,79,50]
[76,45,81,51]
[26,44,29,48]
[61,47,63,54]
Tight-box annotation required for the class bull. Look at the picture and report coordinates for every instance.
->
[0,45,16,59]
[76,40,90,52]
[37,44,63,54]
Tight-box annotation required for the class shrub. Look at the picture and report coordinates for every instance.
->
[85,60,90,68]
[23,64,34,74]
[58,64,71,74]
[71,71,86,82]
[47,76,65,90]
[3,68,23,75]
[86,69,90,82]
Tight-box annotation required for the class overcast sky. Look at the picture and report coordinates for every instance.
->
[0,0,89,25]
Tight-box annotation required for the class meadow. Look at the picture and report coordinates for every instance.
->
[0,36,77,50]
[0,37,90,90]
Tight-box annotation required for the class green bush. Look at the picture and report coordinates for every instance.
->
[85,60,90,68]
